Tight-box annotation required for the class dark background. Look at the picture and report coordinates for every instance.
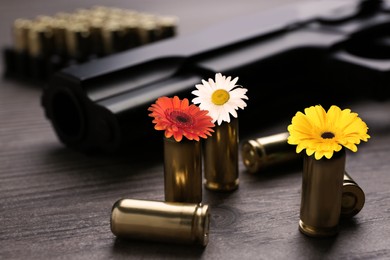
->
[1,0,390,259]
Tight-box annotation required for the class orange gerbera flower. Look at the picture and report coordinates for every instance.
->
[148,96,215,142]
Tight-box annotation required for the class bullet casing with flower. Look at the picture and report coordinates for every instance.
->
[287,104,370,237]
[192,73,248,191]
[299,149,346,237]
[204,118,239,191]
[240,131,366,218]
[148,96,215,202]
[163,137,202,203]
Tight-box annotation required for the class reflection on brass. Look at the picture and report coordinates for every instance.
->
[204,118,239,191]
[341,171,365,218]
[111,198,210,246]
[241,132,299,173]
[164,137,202,203]
[299,149,346,237]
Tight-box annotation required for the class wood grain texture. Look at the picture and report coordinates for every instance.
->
[1,0,390,259]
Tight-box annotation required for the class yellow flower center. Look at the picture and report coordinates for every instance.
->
[211,89,230,105]
[321,132,335,139]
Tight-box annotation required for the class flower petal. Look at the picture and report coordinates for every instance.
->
[287,104,370,160]
[190,73,248,124]
[148,96,215,142]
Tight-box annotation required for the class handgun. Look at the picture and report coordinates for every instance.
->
[41,0,390,153]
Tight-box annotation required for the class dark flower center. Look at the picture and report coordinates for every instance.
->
[169,110,193,126]
[177,116,187,123]
[321,132,335,139]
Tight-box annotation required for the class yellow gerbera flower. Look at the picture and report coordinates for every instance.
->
[287,105,370,160]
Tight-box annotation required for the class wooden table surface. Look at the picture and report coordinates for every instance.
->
[1,0,390,259]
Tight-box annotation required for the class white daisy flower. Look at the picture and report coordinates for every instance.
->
[192,73,248,125]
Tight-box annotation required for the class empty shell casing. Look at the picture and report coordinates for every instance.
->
[111,198,210,246]
[241,132,298,173]
[204,118,239,191]
[342,171,365,218]
[241,132,366,217]
[299,149,346,237]
[164,137,202,203]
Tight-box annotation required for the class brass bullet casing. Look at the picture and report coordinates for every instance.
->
[241,132,366,218]
[156,16,178,39]
[102,22,126,54]
[27,23,54,58]
[241,132,299,173]
[89,18,105,56]
[342,171,365,218]
[111,199,210,246]
[204,118,239,191]
[164,137,202,203]
[122,18,141,48]
[51,19,68,56]
[13,19,33,53]
[138,19,159,44]
[65,23,90,60]
[5,6,178,82]
[299,149,346,237]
